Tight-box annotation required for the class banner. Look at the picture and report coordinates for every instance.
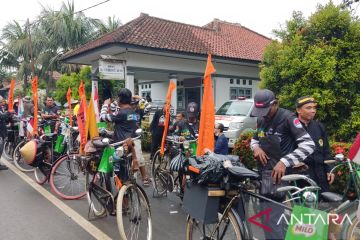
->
[196,54,216,155]
[348,132,360,165]
[92,81,100,122]
[86,93,99,140]
[18,96,25,137]
[160,81,176,155]
[31,77,38,135]
[66,87,72,126]
[7,79,15,112]
[77,81,87,154]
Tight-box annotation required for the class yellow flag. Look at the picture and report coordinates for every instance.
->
[86,94,99,140]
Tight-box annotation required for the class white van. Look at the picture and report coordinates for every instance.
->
[215,97,256,148]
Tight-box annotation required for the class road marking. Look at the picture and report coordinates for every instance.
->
[2,159,112,240]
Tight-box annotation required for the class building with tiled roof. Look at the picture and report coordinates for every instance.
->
[62,13,271,117]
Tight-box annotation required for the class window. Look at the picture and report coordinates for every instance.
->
[177,88,184,109]
[243,79,246,85]
[142,91,151,98]
[230,87,252,99]
[148,84,151,88]
[230,78,233,84]
[236,79,240,85]
[145,85,147,89]
[249,80,252,85]
[141,85,144,89]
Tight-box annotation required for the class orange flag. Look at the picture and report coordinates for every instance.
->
[196,54,216,156]
[66,87,72,127]
[31,76,39,135]
[77,81,87,154]
[86,93,99,140]
[78,80,87,115]
[160,81,176,155]
[7,79,15,112]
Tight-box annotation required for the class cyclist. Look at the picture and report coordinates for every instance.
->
[250,89,315,239]
[0,96,15,170]
[295,96,335,192]
[100,88,140,172]
[41,96,60,133]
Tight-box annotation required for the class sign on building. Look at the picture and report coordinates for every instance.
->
[99,59,125,80]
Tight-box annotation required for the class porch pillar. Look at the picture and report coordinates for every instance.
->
[126,71,135,94]
[169,73,177,114]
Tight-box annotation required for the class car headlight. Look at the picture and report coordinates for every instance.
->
[183,140,190,149]
[229,122,243,130]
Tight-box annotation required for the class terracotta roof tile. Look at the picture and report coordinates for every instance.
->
[62,14,271,62]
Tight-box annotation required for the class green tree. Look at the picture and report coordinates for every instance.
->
[260,2,360,140]
[95,16,121,36]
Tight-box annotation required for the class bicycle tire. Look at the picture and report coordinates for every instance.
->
[50,154,86,200]
[153,168,173,196]
[34,165,49,185]
[185,209,242,240]
[86,172,106,217]
[151,149,163,178]
[13,140,35,172]
[341,210,360,240]
[117,183,152,240]
[3,140,14,160]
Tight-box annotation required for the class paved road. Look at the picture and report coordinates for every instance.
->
[0,157,187,240]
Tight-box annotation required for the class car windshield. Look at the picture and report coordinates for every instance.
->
[216,101,253,116]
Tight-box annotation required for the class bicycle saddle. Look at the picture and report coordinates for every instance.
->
[320,192,342,202]
[227,166,259,180]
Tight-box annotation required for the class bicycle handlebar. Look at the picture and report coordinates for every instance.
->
[110,135,141,147]
[165,136,197,144]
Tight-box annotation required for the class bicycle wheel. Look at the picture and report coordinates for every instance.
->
[86,172,107,217]
[151,149,162,178]
[117,184,152,240]
[13,140,34,172]
[50,154,86,200]
[3,140,14,160]
[185,209,242,240]
[153,168,173,195]
[34,164,50,185]
[342,211,360,240]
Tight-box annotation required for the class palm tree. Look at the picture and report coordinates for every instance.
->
[96,16,122,36]
[0,20,34,91]
[37,0,99,92]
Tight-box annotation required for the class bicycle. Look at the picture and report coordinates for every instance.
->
[3,118,22,161]
[20,119,85,200]
[152,136,197,198]
[84,129,152,240]
[182,153,355,240]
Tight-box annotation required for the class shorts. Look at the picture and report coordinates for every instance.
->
[134,139,145,167]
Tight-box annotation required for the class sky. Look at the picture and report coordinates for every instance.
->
[0,0,359,38]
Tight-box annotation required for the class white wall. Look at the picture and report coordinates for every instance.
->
[214,77,260,109]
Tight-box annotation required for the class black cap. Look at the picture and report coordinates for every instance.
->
[296,96,316,108]
[251,89,276,117]
[186,102,199,117]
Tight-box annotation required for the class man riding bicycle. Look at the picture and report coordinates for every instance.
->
[41,96,60,134]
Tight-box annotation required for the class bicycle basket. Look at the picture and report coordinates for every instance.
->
[85,155,101,175]
[19,139,44,167]
[182,181,223,224]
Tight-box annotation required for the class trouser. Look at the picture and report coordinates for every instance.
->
[150,133,163,159]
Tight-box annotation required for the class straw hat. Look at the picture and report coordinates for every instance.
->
[19,140,38,165]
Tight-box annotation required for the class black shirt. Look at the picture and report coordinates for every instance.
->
[252,108,315,168]
[100,104,138,142]
[42,105,60,116]
[301,120,332,172]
